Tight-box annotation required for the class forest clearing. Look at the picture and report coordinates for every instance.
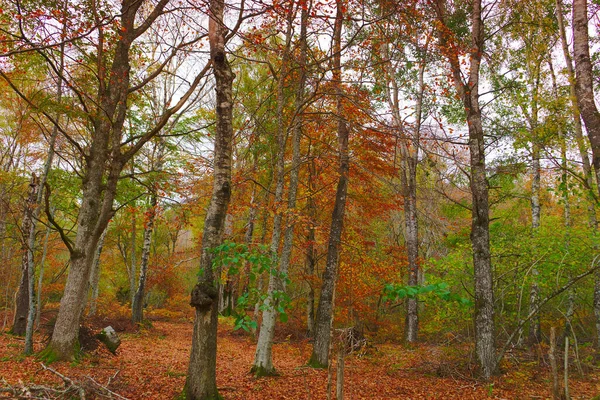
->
[1,312,598,399]
[2,0,600,398]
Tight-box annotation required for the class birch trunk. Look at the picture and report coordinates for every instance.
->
[571,0,600,352]
[310,0,349,367]
[555,0,597,230]
[528,72,541,346]
[253,0,297,375]
[184,0,233,397]
[132,140,165,324]
[435,0,496,379]
[132,194,155,323]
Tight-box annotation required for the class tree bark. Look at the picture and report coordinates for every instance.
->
[555,0,597,230]
[434,0,496,379]
[310,0,349,368]
[88,227,107,317]
[183,0,234,397]
[572,0,600,193]
[253,0,297,376]
[571,0,600,352]
[528,69,542,346]
[11,174,38,336]
[129,201,137,304]
[403,60,425,344]
[549,327,562,399]
[132,140,165,324]
[306,156,317,338]
[35,223,51,327]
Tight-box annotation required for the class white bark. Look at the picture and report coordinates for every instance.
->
[253,0,298,375]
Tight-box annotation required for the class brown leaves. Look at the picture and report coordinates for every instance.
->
[1,319,598,399]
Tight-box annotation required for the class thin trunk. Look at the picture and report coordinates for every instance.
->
[12,174,39,336]
[252,187,271,334]
[549,327,562,399]
[88,227,107,317]
[130,200,137,304]
[253,0,297,375]
[306,156,317,338]
[132,193,156,323]
[243,182,257,295]
[184,0,233,397]
[564,337,570,399]
[132,140,165,324]
[435,0,496,379]
[571,0,600,352]
[528,70,541,346]
[336,346,344,400]
[310,0,349,368]
[403,60,425,343]
[35,223,51,327]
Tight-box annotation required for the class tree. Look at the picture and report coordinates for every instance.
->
[571,0,600,350]
[184,0,234,396]
[434,0,497,378]
[0,0,214,361]
[253,0,311,376]
[309,0,350,368]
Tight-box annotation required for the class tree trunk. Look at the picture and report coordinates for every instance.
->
[88,227,107,317]
[306,156,317,338]
[336,345,344,400]
[528,71,542,346]
[132,140,165,324]
[310,0,349,368]
[129,201,137,304]
[402,60,425,343]
[555,0,597,230]
[30,0,195,361]
[45,1,136,360]
[12,174,39,336]
[572,0,600,193]
[35,223,51,327]
[549,327,562,399]
[571,0,600,352]
[183,0,234,397]
[434,0,496,379]
[132,194,155,324]
[253,0,298,376]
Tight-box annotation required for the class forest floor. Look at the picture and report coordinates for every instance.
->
[1,315,599,399]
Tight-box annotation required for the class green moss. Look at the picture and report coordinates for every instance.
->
[37,340,82,364]
[96,330,119,354]
[306,356,328,369]
[250,364,278,377]
[37,346,60,364]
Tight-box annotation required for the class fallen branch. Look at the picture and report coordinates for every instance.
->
[85,375,129,400]
[1,363,129,400]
